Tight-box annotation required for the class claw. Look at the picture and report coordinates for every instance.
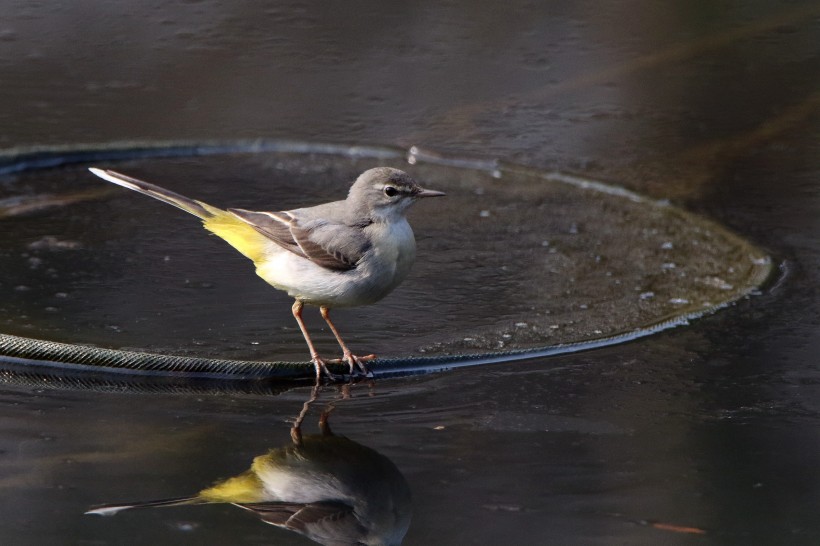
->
[345,353,376,377]
[325,353,375,376]
[311,356,343,382]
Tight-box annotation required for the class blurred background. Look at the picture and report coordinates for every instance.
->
[1,1,819,544]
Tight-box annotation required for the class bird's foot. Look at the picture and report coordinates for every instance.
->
[330,352,376,377]
[311,356,343,382]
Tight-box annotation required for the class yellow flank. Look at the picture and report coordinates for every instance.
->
[197,470,267,503]
[199,202,268,265]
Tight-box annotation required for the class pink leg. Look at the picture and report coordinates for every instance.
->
[320,306,376,376]
[291,300,339,380]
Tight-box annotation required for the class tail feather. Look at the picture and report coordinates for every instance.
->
[89,167,271,265]
[85,495,204,517]
[88,168,214,219]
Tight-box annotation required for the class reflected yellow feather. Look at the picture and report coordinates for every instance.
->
[197,470,267,503]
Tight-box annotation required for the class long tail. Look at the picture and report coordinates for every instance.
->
[88,168,214,219]
[88,168,269,264]
[85,495,204,517]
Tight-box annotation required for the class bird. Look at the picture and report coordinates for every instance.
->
[85,409,413,546]
[88,166,444,379]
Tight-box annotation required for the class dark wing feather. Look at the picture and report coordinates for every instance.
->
[229,209,370,271]
[237,501,366,545]
[229,209,301,251]
[289,222,360,271]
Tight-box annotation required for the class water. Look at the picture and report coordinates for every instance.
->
[0,146,769,364]
[0,1,819,544]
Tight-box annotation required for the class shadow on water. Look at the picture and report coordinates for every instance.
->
[85,384,413,546]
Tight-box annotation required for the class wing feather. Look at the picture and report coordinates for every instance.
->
[236,501,365,545]
[229,208,370,271]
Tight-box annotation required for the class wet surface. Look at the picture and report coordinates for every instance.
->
[1,1,819,544]
[0,146,770,363]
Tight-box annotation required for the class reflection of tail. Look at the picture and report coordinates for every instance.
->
[88,168,269,264]
[85,496,203,517]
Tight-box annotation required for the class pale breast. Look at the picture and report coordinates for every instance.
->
[364,219,416,284]
[253,220,417,307]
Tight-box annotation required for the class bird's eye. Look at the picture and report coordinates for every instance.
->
[384,186,398,197]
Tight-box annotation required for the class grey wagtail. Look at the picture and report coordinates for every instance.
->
[88,167,444,379]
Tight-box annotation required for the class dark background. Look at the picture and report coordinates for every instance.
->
[0,2,818,544]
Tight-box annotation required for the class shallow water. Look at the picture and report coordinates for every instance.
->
[0,146,769,365]
[1,1,819,545]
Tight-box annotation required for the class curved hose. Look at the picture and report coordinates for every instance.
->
[0,140,775,392]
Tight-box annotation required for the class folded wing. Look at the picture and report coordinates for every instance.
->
[229,208,371,271]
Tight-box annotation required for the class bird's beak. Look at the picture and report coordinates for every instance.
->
[415,187,446,198]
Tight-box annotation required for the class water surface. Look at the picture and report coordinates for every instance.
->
[0,1,818,545]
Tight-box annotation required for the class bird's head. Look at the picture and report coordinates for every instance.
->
[347,167,445,221]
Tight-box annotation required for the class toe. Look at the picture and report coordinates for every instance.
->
[346,354,374,377]
[312,357,343,382]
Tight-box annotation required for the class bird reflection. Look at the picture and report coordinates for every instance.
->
[87,385,412,546]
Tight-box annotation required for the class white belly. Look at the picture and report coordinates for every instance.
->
[255,220,416,307]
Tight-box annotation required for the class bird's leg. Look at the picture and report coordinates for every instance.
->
[319,306,376,376]
[291,300,340,381]
[291,381,321,446]
[318,406,335,437]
